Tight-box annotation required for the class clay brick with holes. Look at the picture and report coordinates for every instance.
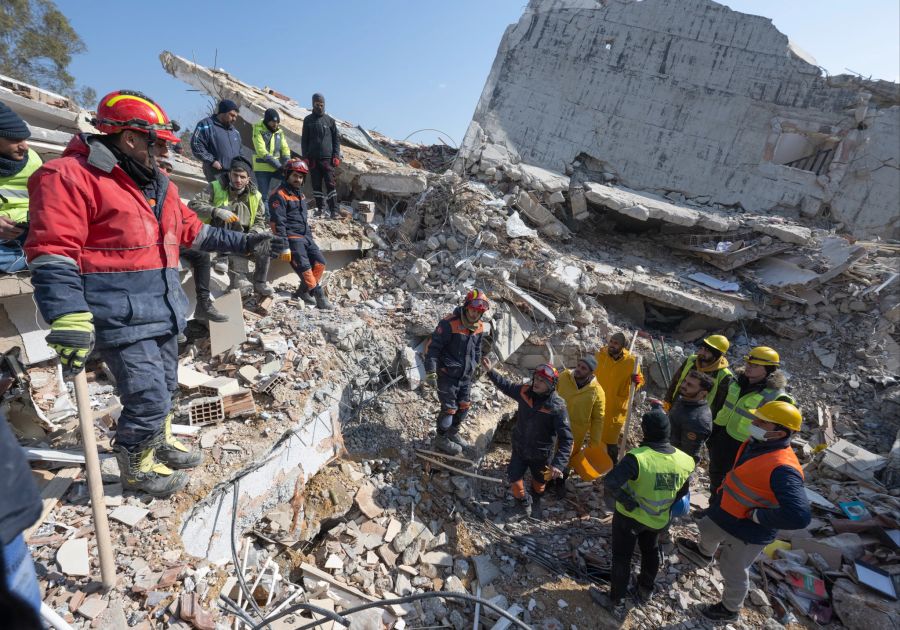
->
[188,396,225,425]
[198,376,241,397]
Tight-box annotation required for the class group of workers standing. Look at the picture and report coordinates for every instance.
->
[424,292,811,623]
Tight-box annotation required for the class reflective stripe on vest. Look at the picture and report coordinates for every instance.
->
[209,181,261,226]
[713,381,795,442]
[254,128,285,172]
[720,442,803,519]
[615,446,695,529]
[673,356,732,404]
[0,149,42,224]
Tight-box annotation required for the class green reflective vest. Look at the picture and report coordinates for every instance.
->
[0,149,42,224]
[673,355,733,404]
[615,446,695,529]
[252,120,290,173]
[713,380,796,442]
[207,180,261,226]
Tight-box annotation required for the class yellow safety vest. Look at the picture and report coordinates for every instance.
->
[207,180,261,226]
[252,120,289,173]
[673,355,733,404]
[616,446,695,529]
[0,149,42,224]
[713,380,796,442]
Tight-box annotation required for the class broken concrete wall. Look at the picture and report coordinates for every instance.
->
[459,0,900,238]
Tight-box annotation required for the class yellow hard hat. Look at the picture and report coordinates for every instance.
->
[703,335,730,354]
[746,346,780,367]
[751,401,802,431]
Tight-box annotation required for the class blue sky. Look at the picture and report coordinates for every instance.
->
[59,1,899,146]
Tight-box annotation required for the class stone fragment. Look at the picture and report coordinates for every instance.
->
[57,538,90,577]
[324,554,344,570]
[749,588,769,607]
[391,521,426,554]
[473,555,500,586]
[420,551,453,567]
[443,575,466,594]
[384,518,402,543]
[354,483,383,519]
[77,594,107,620]
[449,214,478,238]
[377,545,398,568]
[109,504,149,527]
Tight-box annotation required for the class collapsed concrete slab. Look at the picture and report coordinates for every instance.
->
[459,0,900,238]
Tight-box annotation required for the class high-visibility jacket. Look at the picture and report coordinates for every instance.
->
[251,120,290,173]
[671,354,733,405]
[714,379,795,442]
[0,149,42,224]
[594,347,643,444]
[616,445,695,529]
[720,441,803,519]
[557,370,605,459]
[207,180,262,227]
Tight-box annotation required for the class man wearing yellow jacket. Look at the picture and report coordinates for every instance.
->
[252,109,291,200]
[595,331,644,463]
[554,355,606,498]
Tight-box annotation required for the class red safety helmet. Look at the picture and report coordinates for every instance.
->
[533,363,559,387]
[92,90,180,143]
[463,289,489,312]
[283,158,309,175]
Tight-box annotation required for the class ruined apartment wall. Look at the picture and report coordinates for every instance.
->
[462,0,900,238]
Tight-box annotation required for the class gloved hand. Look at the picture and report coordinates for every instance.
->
[213,207,239,223]
[278,250,291,262]
[424,372,437,389]
[246,232,273,258]
[265,155,281,170]
[332,157,341,168]
[269,236,288,258]
[663,401,672,412]
[47,312,94,374]
[632,373,643,385]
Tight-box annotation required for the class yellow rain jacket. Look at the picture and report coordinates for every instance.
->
[594,347,643,444]
[557,370,606,459]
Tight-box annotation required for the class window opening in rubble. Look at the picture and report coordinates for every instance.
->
[772,131,839,176]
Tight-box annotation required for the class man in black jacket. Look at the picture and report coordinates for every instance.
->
[668,370,714,462]
[191,99,243,182]
[482,360,573,520]
[301,94,341,217]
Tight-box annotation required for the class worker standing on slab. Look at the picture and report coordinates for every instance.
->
[706,347,794,496]
[190,99,243,182]
[678,401,810,622]
[25,90,281,497]
[424,290,489,455]
[252,108,290,200]
[189,156,272,298]
[301,93,341,217]
[482,359,573,520]
[668,370,714,462]
[268,158,334,310]
[594,331,644,463]
[664,335,733,415]
[553,355,605,498]
[594,406,693,610]
[0,101,42,274]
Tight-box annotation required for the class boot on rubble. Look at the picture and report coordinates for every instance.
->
[433,433,463,456]
[293,279,316,305]
[529,488,544,521]
[113,439,188,498]
[228,273,252,296]
[253,281,273,297]
[155,414,203,469]
[195,297,228,323]
[312,285,334,310]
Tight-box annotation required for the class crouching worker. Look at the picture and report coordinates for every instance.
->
[677,401,810,622]
[593,407,693,612]
[482,359,573,520]
[25,90,284,497]
[268,158,333,310]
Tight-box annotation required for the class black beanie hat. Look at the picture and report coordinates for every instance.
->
[229,156,252,173]
[312,92,325,103]
[641,407,670,442]
[263,108,280,124]
[0,101,31,140]
[218,99,239,115]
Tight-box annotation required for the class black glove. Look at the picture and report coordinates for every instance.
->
[265,156,281,170]
[269,236,288,258]
[246,232,273,258]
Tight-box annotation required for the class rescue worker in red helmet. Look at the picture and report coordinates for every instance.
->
[424,290,489,455]
[268,158,333,310]
[481,358,573,520]
[25,90,285,498]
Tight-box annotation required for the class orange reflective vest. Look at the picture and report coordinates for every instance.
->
[720,442,803,519]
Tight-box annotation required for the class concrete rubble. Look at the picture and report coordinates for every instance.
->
[1,4,898,629]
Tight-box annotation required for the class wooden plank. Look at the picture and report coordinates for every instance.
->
[25,467,80,540]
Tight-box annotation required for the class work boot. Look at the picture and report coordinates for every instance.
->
[514,495,532,519]
[630,583,654,604]
[433,434,463,456]
[113,441,188,498]
[313,286,334,310]
[228,274,252,297]
[293,280,316,305]
[676,538,713,567]
[702,602,738,622]
[529,492,544,521]
[551,475,568,500]
[195,297,228,323]
[154,414,203,469]
[446,429,468,450]
[253,281,273,297]
[213,257,228,274]
[589,586,625,620]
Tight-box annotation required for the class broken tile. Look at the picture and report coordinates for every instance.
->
[77,594,107,620]
[420,551,453,567]
[57,538,90,577]
[109,505,149,527]
[208,290,246,356]
[354,483,383,519]
[384,518,402,543]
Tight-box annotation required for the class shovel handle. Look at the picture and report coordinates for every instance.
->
[73,370,116,591]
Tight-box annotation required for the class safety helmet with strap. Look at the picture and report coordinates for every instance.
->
[746,346,780,367]
[751,400,802,432]
[533,363,559,388]
[703,335,730,355]
[93,90,180,143]
[283,158,309,175]
[463,288,489,312]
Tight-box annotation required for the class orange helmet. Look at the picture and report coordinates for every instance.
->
[283,158,309,175]
[93,90,180,143]
[463,289,489,312]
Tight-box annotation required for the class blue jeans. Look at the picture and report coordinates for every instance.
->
[0,233,27,273]
[100,334,178,448]
[255,171,281,207]
[3,534,41,617]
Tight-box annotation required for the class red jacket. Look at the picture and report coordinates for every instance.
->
[25,134,245,348]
